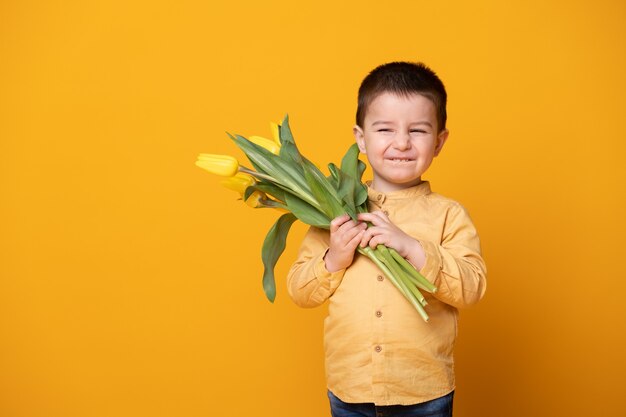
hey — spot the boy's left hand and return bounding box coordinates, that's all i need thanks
[357,211,421,260]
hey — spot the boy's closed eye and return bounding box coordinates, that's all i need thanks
[376,129,428,134]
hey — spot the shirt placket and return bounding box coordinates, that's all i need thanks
[370,192,388,402]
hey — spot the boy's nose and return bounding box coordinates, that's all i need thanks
[393,133,411,149]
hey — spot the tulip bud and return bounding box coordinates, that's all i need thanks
[270,121,281,146]
[245,190,267,208]
[220,173,256,196]
[196,154,239,177]
[248,135,280,155]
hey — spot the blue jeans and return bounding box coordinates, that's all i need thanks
[327,390,454,417]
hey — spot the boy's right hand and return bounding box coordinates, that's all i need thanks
[324,214,367,273]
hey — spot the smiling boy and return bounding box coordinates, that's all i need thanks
[287,62,487,417]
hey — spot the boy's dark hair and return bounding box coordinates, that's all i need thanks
[356,61,447,132]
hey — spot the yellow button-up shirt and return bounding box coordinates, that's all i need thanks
[286,180,487,405]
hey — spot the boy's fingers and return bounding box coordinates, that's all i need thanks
[357,211,388,224]
[336,222,366,245]
[329,214,351,232]
[371,210,389,221]
[346,218,367,230]
[357,213,371,220]
[356,213,376,225]
[343,222,367,241]
[369,235,387,249]
[359,226,379,247]
[336,217,366,235]
[347,229,366,250]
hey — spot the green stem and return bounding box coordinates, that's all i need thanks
[276,182,326,212]
[389,249,437,293]
[355,203,433,293]
[358,246,429,322]
[376,245,428,308]
[402,272,432,295]
[239,166,325,214]
[259,199,289,210]
[239,166,277,183]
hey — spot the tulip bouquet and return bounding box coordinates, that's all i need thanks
[196,115,437,321]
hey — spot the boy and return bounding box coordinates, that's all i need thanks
[286,61,487,417]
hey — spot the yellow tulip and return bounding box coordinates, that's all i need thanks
[270,121,281,146]
[196,154,239,177]
[248,135,280,155]
[245,190,267,208]
[220,173,256,196]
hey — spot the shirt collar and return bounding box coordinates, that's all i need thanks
[366,180,432,204]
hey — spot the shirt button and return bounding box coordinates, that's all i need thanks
[376,194,382,201]
[375,345,382,353]
[375,310,382,318]
[383,210,389,216]
[377,275,384,282]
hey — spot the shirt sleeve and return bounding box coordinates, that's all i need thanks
[417,203,487,309]
[286,226,347,308]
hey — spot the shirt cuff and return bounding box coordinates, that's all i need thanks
[417,239,443,285]
[312,249,346,289]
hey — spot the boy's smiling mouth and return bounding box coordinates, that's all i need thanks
[386,157,415,163]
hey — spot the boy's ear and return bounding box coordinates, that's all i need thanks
[434,129,449,156]
[353,125,366,153]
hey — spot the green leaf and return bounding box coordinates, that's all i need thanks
[261,213,298,302]
[226,132,266,173]
[301,159,348,220]
[327,163,341,191]
[284,192,330,228]
[243,185,256,201]
[356,160,368,211]
[230,134,311,199]
[279,141,305,177]
[244,182,286,203]
[338,143,368,211]
[340,143,361,179]
[276,116,304,174]
[276,125,308,189]
[331,160,360,218]
[339,143,367,182]
[354,179,368,207]
[335,169,355,202]
[279,114,295,145]
[357,159,367,181]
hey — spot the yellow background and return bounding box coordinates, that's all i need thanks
[1,1,625,416]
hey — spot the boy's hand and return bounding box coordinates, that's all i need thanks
[357,211,426,269]
[324,214,367,273]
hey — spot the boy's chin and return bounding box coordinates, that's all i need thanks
[385,172,423,183]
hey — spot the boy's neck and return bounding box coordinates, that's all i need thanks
[370,177,424,194]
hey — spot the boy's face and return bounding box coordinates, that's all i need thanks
[354,92,449,193]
